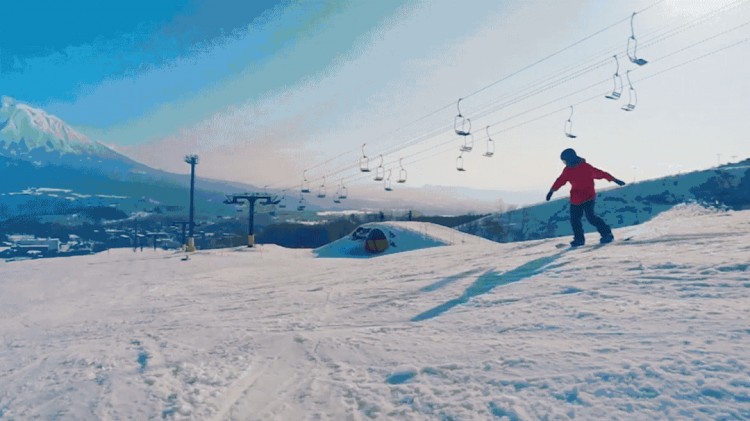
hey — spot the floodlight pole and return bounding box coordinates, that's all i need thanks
[184,154,199,251]
[224,193,279,247]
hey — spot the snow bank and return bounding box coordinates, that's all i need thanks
[314,221,489,258]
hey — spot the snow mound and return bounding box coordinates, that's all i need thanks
[619,202,732,240]
[314,221,488,258]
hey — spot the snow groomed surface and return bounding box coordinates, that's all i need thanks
[1,205,750,419]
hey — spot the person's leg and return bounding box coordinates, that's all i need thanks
[570,203,585,245]
[583,200,613,239]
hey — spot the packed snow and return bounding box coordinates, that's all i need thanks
[1,204,750,420]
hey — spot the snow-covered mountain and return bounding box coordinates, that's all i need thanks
[0,96,123,162]
[1,205,749,419]
[0,97,270,221]
[459,161,750,243]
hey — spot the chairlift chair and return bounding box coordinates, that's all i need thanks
[297,195,306,211]
[278,194,287,208]
[456,153,466,172]
[483,126,495,157]
[337,180,348,199]
[397,158,407,183]
[384,169,393,191]
[626,12,648,66]
[564,106,577,138]
[605,55,623,100]
[459,132,474,152]
[301,170,311,193]
[454,98,472,136]
[359,143,371,172]
[317,176,327,198]
[622,70,637,111]
[374,155,385,181]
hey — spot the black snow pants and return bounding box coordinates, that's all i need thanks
[570,199,612,243]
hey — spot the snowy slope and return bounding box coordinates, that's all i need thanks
[459,162,750,243]
[1,205,750,420]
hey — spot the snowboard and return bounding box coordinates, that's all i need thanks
[555,236,633,250]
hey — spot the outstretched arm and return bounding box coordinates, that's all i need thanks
[547,170,568,201]
[590,165,626,185]
[590,165,616,182]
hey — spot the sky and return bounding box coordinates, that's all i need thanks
[1,0,749,207]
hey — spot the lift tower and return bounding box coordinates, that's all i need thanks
[224,193,279,247]
[184,154,199,252]
[171,221,190,249]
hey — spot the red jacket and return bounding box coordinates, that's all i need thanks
[551,160,615,205]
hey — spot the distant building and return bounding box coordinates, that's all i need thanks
[9,237,61,257]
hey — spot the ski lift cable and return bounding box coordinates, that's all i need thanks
[480,34,750,164]
[470,18,750,143]
[279,1,710,194]
[340,32,750,189]
[295,9,743,195]
[464,1,749,126]
[305,101,456,174]
[464,13,750,148]
[345,46,735,186]
[372,5,688,160]
[299,121,455,187]
[320,24,750,193]
[456,39,745,149]
[639,0,749,50]
[636,34,750,88]
[304,149,356,173]
[327,3,746,183]
[277,0,736,193]
[275,2,669,191]
[458,0,666,101]
[641,16,750,64]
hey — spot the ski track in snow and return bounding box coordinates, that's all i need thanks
[1,206,750,420]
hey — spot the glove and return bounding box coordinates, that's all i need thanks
[614,179,626,186]
[545,190,553,201]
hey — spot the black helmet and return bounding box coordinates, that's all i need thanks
[560,148,582,166]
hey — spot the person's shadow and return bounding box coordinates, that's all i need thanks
[412,251,568,322]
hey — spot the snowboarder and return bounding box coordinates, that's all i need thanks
[546,148,626,247]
